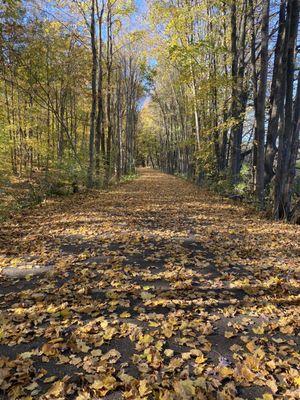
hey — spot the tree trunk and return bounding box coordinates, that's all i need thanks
[264,0,286,187]
[230,0,248,184]
[87,0,97,188]
[255,0,269,207]
[274,0,300,219]
[104,0,113,188]
[95,0,105,182]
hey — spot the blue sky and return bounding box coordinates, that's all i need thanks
[135,0,147,13]
[130,0,148,31]
[32,0,150,37]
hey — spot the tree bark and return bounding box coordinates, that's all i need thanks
[264,0,286,187]
[255,0,270,207]
[87,0,97,188]
[274,0,300,219]
[104,0,113,187]
[95,0,105,182]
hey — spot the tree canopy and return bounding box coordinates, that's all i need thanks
[0,0,299,220]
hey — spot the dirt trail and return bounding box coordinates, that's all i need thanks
[0,169,299,399]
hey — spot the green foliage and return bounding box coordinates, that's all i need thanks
[234,164,251,196]
[208,171,233,195]
[120,173,139,183]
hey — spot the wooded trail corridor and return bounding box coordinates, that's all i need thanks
[0,169,299,399]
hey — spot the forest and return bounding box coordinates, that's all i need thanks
[0,1,300,400]
[0,0,299,221]
[1,0,145,212]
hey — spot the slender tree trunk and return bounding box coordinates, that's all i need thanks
[87,0,97,188]
[230,0,248,184]
[255,0,270,207]
[250,0,258,187]
[116,67,123,180]
[230,0,240,184]
[104,0,113,187]
[95,0,104,182]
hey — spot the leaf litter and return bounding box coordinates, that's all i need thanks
[0,169,299,399]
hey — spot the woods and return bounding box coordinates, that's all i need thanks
[1,2,300,399]
[0,0,299,219]
[138,0,300,222]
[0,0,143,207]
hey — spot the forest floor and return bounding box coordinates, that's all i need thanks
[0,168,299,400]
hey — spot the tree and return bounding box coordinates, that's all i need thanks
[255,0,270,207]
[274,0,300,219]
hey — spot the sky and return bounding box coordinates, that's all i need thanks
[131,0,148,29]
[28,0,151,44]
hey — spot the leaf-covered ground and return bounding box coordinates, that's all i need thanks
[0,169,299,400]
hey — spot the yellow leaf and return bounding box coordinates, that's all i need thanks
[91,349,102,357]
[162,325,173,338]
[76,392,90,400]
[294,376,300,387]
[139,379,151,396]
[266,379,278,394]
[255,348,265,359]
[224,331,235,338]
[173,379,195,398]
[102,349,121,362]
[164,349,174,357]
[253,326,264,335]
[195,354,206,364]
[41,343,58,356]
[44,376,57,383]
[266,360,276,370]
[262,394,273,400]
[103,326,117,340]
[280,325,294,334]
[76,340,90,353]
[139,334,153,345]
[92,376,116,391]
[246,341,256,353]
[46,381,64,397]
[219,366,234,378]
[190,349,202,357]
[234,364,256,383]
[20,352,33,359]
[60,309,70,318]
[120,312,131,318]
[100,320,109,329]
[26,382,38,391]
[70,357,81,365]
[102,375,117,390]
[230,344,242,352]
[91,380,103,390]
[182,352,191,360]
[149,321,160,327]
[119,372,134,384]
[155,340,164,350]
[168,357,184,370]
[141,291,154,300]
